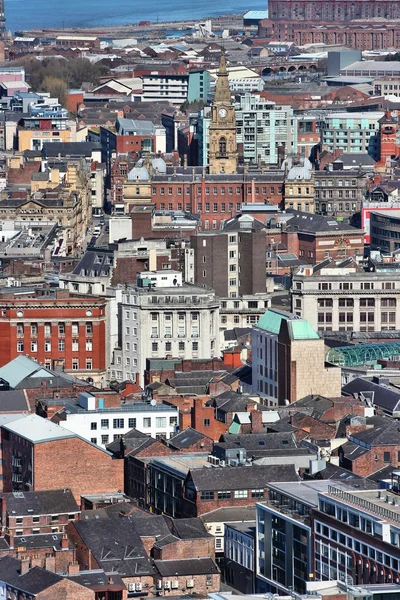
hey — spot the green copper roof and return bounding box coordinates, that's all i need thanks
[288,320,319,340]
[256,309,289,334]
[256,309,319,340]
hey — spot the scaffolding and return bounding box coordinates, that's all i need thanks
[326,342,400,367]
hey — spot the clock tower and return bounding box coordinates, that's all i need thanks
[208,51,237,175]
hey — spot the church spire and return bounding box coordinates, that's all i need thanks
[214,50,231,104]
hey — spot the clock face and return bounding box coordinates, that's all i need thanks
[218,108,227,118]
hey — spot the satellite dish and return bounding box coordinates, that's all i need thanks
[150,399,157,406]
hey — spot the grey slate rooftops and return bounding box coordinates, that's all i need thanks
[0,556,63,594]
[0,390,29,412]
[283,209,360,234]
[188,463,299,491]
[1,489,79,517]
[72,518,154,577]
[168,427,211,450]
[342,377,400,415]
[218,432,298,451]
[42,142,101,158]
[154,558,219,577]
[13,532,74,550]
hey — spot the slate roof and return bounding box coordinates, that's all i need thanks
[1,489,79,516]
[342,378,400,414]
[349,420,400,447]
[340,441,369,461]
[307,463,377,489]
[284,209,360,234]
[0,390,29,412]
[168,427,211,450]
[72,518,154,577]
[154,558,219,577]
[0,556,63,594]
[42,142,101,158]
[217,432,298,456]
[188,464,299,491]
[14,532,74,550]
[207,391,268,416]
[72,247,114,278]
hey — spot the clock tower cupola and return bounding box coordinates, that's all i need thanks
[209,51,237,175]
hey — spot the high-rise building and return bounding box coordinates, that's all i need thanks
[235,94,297,165]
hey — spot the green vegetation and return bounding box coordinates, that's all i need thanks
[10,57,108,105]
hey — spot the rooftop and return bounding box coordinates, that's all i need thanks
[1,414,75,444]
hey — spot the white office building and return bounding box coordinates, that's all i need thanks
[110,271,220,387]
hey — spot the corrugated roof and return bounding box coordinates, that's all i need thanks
[0,356,53,388]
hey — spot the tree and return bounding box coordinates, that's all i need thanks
[41,76,68,106]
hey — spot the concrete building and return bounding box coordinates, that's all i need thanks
[370,210,400,252]
[252,308,341,406]
[110,271,220,387]
[56,391,179,446]
[291,259,400,333]
[313,486,400,585]
[224,521,256,593]
[141,73,189,105]
[188,70,210,104]
[314,169,367,220]
[319,112,383,160]
[235,94,297,165]
[256,480,353,595]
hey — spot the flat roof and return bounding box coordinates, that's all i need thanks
[259,480,355,507]
[1,414,75,444]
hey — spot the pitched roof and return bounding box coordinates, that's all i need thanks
[1,414,75,444]
[0,390,29,412]
[168,427,211,450]
[72,518,154,577]
[200,505,256,523]
[342,378,400,414]
[188,464,299,491]
[0,556,64,594]
[1,489,79,516]
[256,308,319,340]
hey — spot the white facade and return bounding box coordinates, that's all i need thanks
[110,274,220,387]
[292,264,400,333]
[141,74,189,105]
[60,403,179,447]
[235,94,298,165]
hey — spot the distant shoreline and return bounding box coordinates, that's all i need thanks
[14,13,245,39]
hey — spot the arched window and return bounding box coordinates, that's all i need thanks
[219,137,227,156]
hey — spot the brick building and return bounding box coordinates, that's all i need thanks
[0,555,96,600]
[66,512,220,596]
[0,414,124,503]
[339,418,400,477]
[0,289,107,384]
[0,489,79,545]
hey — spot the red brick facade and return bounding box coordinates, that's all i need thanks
[0,290,106,379]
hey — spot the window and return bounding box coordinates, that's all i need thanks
[152,342,158,352]
[218,491,231,499]
[90,422,97,431]
[86,322,93,335]
[44,322,52,337]
[251,489,264,498]
[31,340,37,352]
[101,435,109,444]
[156,417,166,428]
[143,417,151,428]
[192,341,198,351]
[170,416,177,425]
[91,438,97,444]
[113,419,124,429]
[86,358,92,370]
[17,341,24,352]
[384,452,391,463]
[179,341,185,351]
[204,418,210,427]
[219,137,227,156]
[31,323,38,337]
[72,339,79,352]
[200,491,214,500]
[234,490,248,499]
[128,418,136,429]
[71,322,79,336]
[101,419,109,429]
[58,339,65,352]
[58,323,65,335]
[86,339,93,351]
[45,340,51,352]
